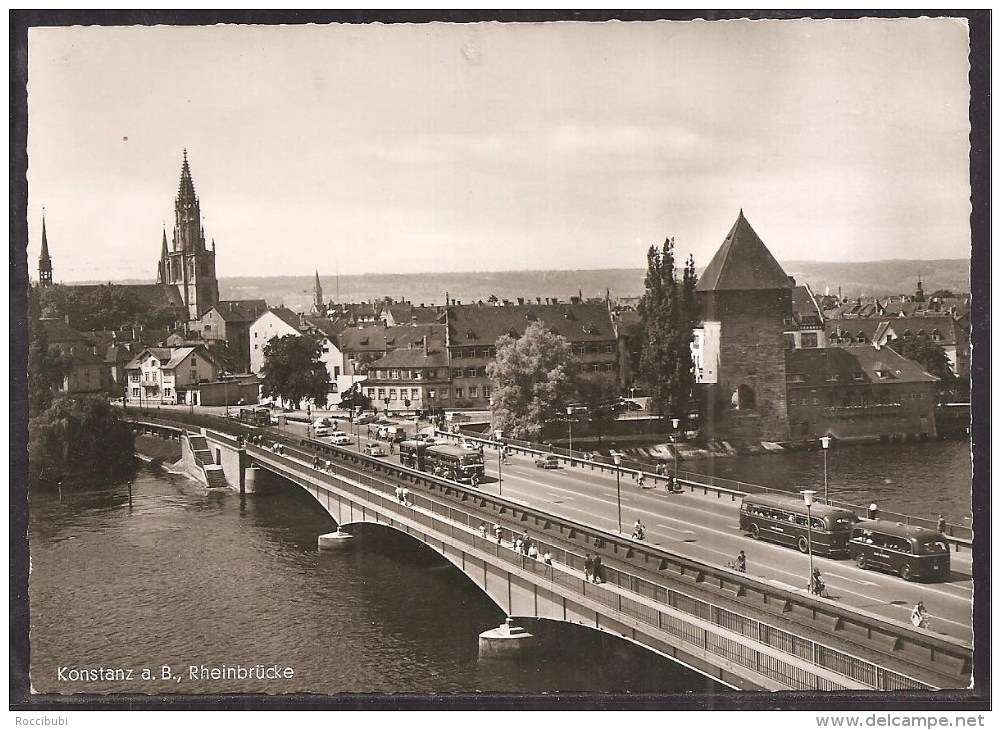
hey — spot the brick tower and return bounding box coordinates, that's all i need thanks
[695,211,793,443]
[157,150,219,321]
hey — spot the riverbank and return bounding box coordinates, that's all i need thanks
[134,434,182,469]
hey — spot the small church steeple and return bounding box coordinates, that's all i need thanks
[915,274,925,303]
[38,209,53,287]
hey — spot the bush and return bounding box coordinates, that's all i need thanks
[28,395,136,488]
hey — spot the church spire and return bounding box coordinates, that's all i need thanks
[39,209,53,287]
[177,147,198,211]
[313,270,323,309]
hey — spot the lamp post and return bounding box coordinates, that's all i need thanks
[671,417,681,478]
[819,436,831,504]
[495,428,504,496]
[613,452,623,533]
[383,396,391,417]
[429,390,436,430]
[566,406,574,462]
[802,489,817,593]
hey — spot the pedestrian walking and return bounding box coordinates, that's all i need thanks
[528,543,539,560]
[401,487,411,506]
[395,485,404,504]
[637,473,646,489]
[543,551,553,566]
[584,553,594,582]
[868,503,879,520]
[479,523,488,539]
[910,601,930,629]
[494,524,503,545]
[514,537,523,554]
[592,554,603,584]
[937,515,947,534]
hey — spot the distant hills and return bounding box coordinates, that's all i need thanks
[216,260,971,313]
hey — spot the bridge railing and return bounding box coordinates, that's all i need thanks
[445,428,973,547]
[243,437,970,691]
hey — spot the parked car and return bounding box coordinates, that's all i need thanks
[364,443,388,457]
[459,440,481,450]
[330,431,352,445]
[534,455,560,469]
[352,413,377,425]
[313,418,337,436]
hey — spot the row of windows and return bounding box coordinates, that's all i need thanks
[789,391,926,408]
[365,385,498,402]
[581,363,615,373]
[453,367,487,379]
[455,385,491,399]
[452,347,495,359]
[371,368,440,380]
[744,506,825,530]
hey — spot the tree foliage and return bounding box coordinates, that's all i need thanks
[487,321,577,441]
[636,238,699,418]
[40,283,180,332]
[887,337,966,399]
[574,371,620,433]
[260,334,330,410]
[28,395,135,487]
[28,322,70,417]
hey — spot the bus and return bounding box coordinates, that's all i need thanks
[848,520,951,582]
[398,441,484,483]
[739,494,858,558]
[238,407,271,426]
[398,440,428,470]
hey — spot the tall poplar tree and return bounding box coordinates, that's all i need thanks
[637,238,699,419]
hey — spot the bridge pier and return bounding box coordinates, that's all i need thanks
[318,530,355,551]
[478,618,536,659]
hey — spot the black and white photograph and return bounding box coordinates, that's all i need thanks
[11,11,989,714]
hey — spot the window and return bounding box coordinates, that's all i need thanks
[731,384,756,410]
[428,369,437,379]
[469,386,478,398]
[591,363,600,372]
[480,348,490,357]
[334,366,341,377]
[367,388,375,398]
[390,370,399,379]
[856,333,866,343]
[826,373,841,382]
[131,388,140,397]
[604,363,614,372]
[466,368,476,378]
[130,373,139,382]
[164,388,172,397]
[389,389,397,399]
[453,349,462,359]
[378,388,385,399]
[453,368,462,378]
[455,387,463,399]
[801,332,818,348]
[812,397,819,405]
[784,333,796,350]
[190,370,198,382]
[483,385,492,397]
[801,398,808,405]
[605,344,614,354]
[931,330,942,341]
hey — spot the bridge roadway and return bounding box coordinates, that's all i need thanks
[133,416,974,691]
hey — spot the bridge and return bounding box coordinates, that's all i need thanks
[132,414,974,692]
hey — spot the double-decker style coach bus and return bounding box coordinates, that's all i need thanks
[848,520,951,581]
[739,494,858,558]
[398,441,484,483]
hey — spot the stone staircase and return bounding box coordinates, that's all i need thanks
[186,433,228,489]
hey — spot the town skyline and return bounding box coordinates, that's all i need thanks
[27,19,972,281]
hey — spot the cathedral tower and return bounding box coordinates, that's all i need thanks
[38,211,53,287]
[157,150,219,321]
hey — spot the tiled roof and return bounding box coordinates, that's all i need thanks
[368,346,449,369]
[791,286,825,327]
[258,306,301,331]
[124,347,172,370]
[338,324,445,353]
[827,314,961,346]
[446,303,615,346]
[39,318,91,345]
[786,346,937,386]
[210,299,269,322]
[696,211,792,292]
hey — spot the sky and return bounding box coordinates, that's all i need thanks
[25,18,973,282]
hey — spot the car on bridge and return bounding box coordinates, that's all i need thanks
[364,443,388,457]
[534,454,560,469]
[459,441,481,450]
[313,418,337,436]
[352,413,377,425]
[330,432,352,445]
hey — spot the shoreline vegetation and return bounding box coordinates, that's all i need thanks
[27,395,136,490]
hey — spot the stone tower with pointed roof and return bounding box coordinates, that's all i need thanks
[38,211,53,287]
[157,150,219,321]
[311,270,325,315]
[694,211,794,442]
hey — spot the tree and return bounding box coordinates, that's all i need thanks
[28,322,70,417]
[39,283,180,331]
[574,371,619,439]
[487,320,577,441]
[28,395,135,487]
[260,334,330,410]
[636,239,699,419]
[887,337,966,400]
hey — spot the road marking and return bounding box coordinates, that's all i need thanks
[656,523,696,535]
[831,574,881,587]
[768,580,802,591]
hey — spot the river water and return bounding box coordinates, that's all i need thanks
[27,465,723,697]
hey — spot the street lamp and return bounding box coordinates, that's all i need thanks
[566,406,574,462]
[671,417,681,478]
[383,396,391,417]
[613,452,623,533]
[819,436,831,503]
[494,428,504,496]
[802,489,817,594]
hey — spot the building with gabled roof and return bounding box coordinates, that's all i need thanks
[124,345,224,406]
[444,301,618,409]
[361,334,451,415]
[785,345,938,440]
